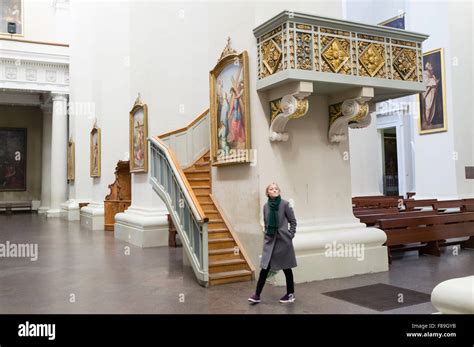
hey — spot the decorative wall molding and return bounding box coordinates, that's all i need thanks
[0,40,69,94]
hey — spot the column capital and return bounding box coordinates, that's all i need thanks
[51,93,68,102]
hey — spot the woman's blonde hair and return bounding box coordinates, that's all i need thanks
[265,182,280,197]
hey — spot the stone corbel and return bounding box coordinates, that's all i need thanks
[328,91,373,143]
[268,81,313,142]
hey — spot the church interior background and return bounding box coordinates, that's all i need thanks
[0,0,473,319]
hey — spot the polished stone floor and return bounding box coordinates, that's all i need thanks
[1,213,473,314]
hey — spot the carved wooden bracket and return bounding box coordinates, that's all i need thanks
[328,97,372,143]
[269,93,310,142]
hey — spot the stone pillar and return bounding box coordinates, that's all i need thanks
[38,104,52,214]
[46,93,68,217]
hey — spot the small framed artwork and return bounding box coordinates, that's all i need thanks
[67,139,75,182]
[209,38,251,166]
[418,48,447,135]
[90,126,101,177]
[129,94,148,173]
[0,127,27,191]
[0,0,24,36]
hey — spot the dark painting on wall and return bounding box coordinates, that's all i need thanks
[0,128,27,191]
[378,13,405,30]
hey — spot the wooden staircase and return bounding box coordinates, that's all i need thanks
[183,151,254,286]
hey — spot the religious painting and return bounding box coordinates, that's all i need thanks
[0,128,26,191]
[90,126,101,177]
[67,140,75,182]
[129,95,148,173]
[1,0,23,35]
[210,38,251,166]
[378,13,405,29]
[418,48,447,134]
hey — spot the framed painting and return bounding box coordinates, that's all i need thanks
[0,127,26,191]
[90,126,101,177]
[210,38,251,166]
[1,0,23,36]
[129,94,148,173]
[418,48,447,135]
[67,139,75,182]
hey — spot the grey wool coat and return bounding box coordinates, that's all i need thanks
[260,199,297,271]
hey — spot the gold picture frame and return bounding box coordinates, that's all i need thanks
[90,126,101,177]
[418,48,448,135]
[67,139,75,182]
[129,94,148,173]
[209,38,251,166]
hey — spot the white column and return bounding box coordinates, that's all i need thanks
[47,93,68,217]
[38,104,52,214]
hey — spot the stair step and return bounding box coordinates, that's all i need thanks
[200,202,214,206]
[188,178,210,182]
[209,219,223,223]
[191,185,210,189]
[209,248,236,255]
[209,259,246,267]
[208,237,234,243]
[185,169,210,173]
[208,228,228,233]
[195,193,210,197]
[194,162,210,167]
[209,270,253,285]
[203,209,218,213]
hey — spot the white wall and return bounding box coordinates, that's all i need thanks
[346,0,472,199]
[69,0,130,205]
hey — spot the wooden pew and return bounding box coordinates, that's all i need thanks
[359,210,436,227]
[377,212,474,262]
[354,207,399,216]
[432,199,466,213]
[403,199,437,211]
[0,201,32,214]
[353,198,401,209]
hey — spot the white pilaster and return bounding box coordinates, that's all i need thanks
[47,93,68,217]
[39,104,52,214]
[267,217,388,286]
[60,199,82,221]
[80,201,105,230]
[114,206,169,248]
[431,276,474,314]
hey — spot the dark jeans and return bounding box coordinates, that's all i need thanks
[255,263,294,296]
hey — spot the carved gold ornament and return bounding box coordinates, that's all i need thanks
[270,98,282,122]
[262,39,282,75]
[219,37,237,61]
[322,38,350,73]
[359,43,385,77]
[393,48,417,80]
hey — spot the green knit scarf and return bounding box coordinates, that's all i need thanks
[266,195,281,236]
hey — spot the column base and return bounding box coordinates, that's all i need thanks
[431,276,474,314]
[46,208,61,218]
[60,199,82,221]
[114,206,168,248]
[80,201,104,230]
[38,206,50,214]
[266,217,389,286]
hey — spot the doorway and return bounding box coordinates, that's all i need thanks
[381,127,399,196]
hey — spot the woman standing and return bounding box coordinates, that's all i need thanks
[248,183,297,304]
